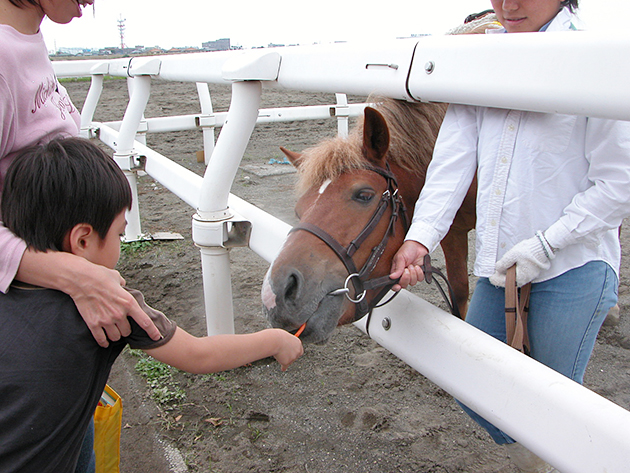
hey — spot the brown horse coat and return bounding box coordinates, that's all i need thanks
[262,97,476,343]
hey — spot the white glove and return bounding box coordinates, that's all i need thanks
[490,231,555,287]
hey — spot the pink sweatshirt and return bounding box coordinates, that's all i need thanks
[0,24,81,292]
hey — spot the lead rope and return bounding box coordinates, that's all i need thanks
[420,254,462,320]
[505,265,531,355]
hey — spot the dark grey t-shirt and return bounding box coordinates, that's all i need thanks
[0,285,176,473]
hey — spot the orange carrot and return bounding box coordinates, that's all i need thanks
[294,323,307,338]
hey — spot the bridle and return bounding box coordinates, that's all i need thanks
[290,163,462,336]
[290,165,405,323]
[290,164,407,334]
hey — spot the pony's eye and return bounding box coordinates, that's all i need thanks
[353,189,375,203]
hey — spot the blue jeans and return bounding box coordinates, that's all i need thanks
[459,261,618,444]
[75,418,96,473]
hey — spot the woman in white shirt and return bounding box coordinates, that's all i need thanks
[390,1,630,471]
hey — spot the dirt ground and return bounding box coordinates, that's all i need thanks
[64,77,630,473]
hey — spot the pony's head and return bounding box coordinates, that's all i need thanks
[262,100,446,343]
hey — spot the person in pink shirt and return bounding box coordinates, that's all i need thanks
[0,3,159,470]
[0,0,161,345]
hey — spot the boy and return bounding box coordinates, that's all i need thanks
[0,137,303,472]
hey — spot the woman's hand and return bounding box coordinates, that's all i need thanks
[389,240,430,291]
[490,232,554,287]
[70,263,163,346]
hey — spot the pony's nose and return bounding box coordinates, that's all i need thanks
[282,268,304,304]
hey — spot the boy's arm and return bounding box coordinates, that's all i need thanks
[144,327,304,373]
[16,249,162,347]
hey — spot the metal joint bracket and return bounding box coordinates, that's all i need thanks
[196,114,217,128]
[330,105,350,117]
[113,152,144,171]
[192,212,252,249]
[135,120,149,134]
[222,51,281,81]
[89,63,109,75]
[127,57,162,77]
[81,125,100,139]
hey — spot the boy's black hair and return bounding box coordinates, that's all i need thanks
[1,137,132,252]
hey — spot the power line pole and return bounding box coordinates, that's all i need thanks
[117,15,126,50]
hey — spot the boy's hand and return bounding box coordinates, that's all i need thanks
[273,329,304,371]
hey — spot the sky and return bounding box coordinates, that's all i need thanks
[41,0,627,52]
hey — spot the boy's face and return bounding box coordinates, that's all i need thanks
[83,211,127,269]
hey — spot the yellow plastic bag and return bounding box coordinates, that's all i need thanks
[93,384,122,473]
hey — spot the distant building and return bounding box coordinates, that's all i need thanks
[139,47,165,55]
[56,47,88,56]
[202,38,230,51]
[100,46,135,56]
[167,46,202,54]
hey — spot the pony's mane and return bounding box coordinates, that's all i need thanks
[295,16,499,195]
[296,97,447,194]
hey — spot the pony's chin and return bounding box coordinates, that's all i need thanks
[299,305,358,344]
[263,296,345,345]
[289,318,338,344]
[299,329,335,345]
[264,313,338,344]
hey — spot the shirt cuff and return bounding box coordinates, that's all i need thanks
[404,221,443,253]
[543,220,574,251]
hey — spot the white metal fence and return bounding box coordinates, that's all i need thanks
[53,31,630,472]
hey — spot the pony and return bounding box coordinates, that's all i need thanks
[260,13,502,343]
[261,96,477,343]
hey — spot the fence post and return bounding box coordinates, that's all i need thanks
[80,73,104,138]
[335,93,350,138]
[113,75,152,241]
[196,82,216,165]
[193,80,263,335]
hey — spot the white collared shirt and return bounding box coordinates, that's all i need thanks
[406,10,630,282]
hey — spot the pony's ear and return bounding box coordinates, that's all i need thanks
[362,107,390,166]
[280,146,303,168]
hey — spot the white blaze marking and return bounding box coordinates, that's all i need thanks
[261,269,277,310]
[319,179,332,195]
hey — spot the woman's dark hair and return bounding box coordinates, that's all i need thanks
[561,0,579,11]
[464,9,495,24]
[1,137,132,252]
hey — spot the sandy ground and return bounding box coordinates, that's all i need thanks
[64,77,630,473]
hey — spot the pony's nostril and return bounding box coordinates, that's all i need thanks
[284,272,300,301]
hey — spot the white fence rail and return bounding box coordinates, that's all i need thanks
[54,31,630,473]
